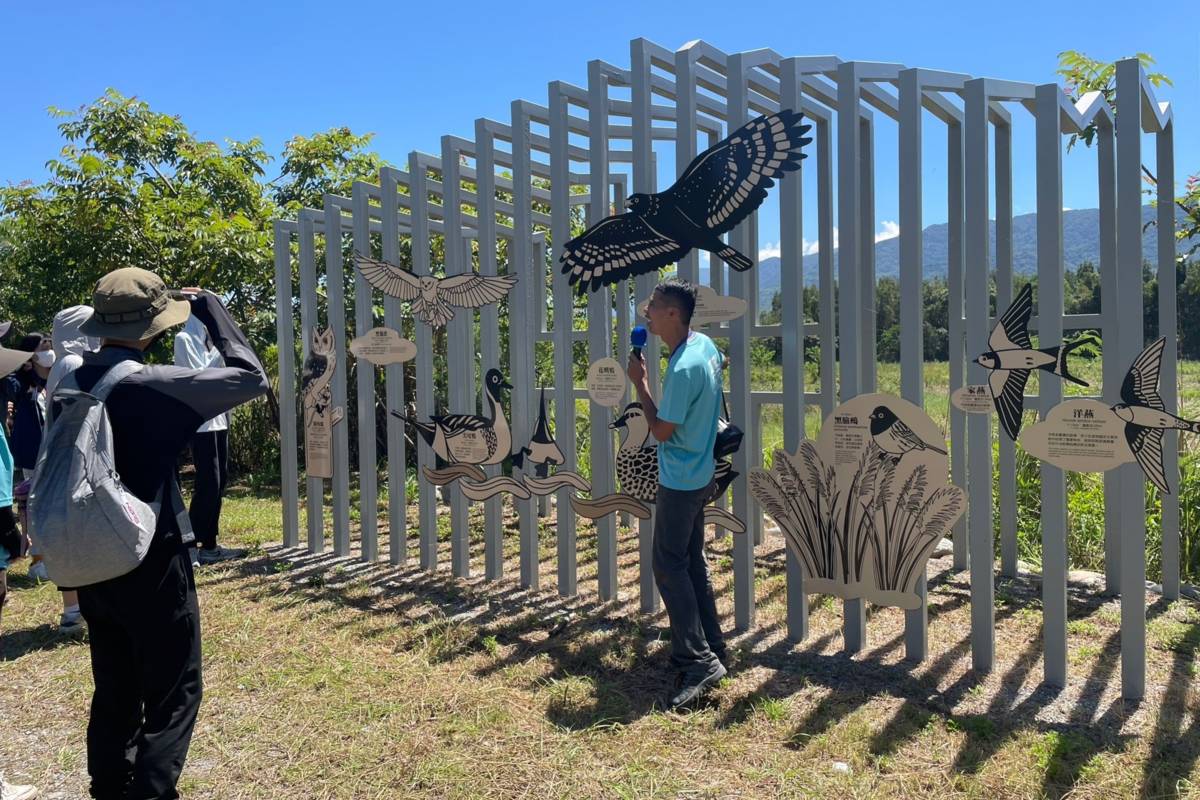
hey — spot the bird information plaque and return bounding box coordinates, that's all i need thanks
[750,392,964,609]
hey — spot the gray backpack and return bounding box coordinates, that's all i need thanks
[28,360,193,587]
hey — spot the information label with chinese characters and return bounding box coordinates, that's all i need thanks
[951,384,995,414]
[587,357,627,407]
[349,327,417,366]
[1019,398,1135,472]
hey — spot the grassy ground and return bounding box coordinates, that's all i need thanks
[2,487,1198,799]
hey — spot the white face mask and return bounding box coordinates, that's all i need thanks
[33,350,56,368]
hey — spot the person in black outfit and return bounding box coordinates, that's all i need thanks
[70,268,268,800]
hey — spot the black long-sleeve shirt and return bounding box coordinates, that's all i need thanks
[70,292,269,542]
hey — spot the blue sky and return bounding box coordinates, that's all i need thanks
[2,0,1197,260]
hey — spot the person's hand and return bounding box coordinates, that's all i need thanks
[627,352,646,385]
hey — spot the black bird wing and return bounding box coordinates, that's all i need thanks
[990,283,1034,351]
[355,255,422,301]
[989,368,1031,441]
[431,413,489,433]
[891,417,945,455]
[438,272,518,308]
[1120,336,1165,409]
[559,213,689,293]
[666,110,810,236]
[1126,424,1169,494]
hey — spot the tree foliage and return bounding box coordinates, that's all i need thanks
[1057,50,1198,265]
[0,90,388,352]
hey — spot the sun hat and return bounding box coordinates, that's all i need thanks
[0,321,11,339]
[79,267,191,340]
[0,346,32,377]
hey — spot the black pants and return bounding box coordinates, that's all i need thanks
[652,481,726,672]
[77,535,203,800]
[189,430,228,550]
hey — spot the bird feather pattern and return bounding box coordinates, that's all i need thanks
[355,255,517,327]
[561,110,811,293]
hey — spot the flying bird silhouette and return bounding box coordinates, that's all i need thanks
[975,282,1100,441]
[355,255,517,327]
[869,405,947,464]
[560,110,811,293]
[1112,337,1199,495]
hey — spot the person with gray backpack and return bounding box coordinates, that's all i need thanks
[30,267,268,800]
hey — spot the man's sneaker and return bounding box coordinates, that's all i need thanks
[58,610,84,635]
[666,660,727,711]
[0,772,39,800]
[196,546,245,566]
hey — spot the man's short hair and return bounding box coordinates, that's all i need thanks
[654,278,697,324]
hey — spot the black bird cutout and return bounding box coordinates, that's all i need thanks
[1112,337,1200,495]
[975,283,1100,441]
[869,406,946,464]
[560,110,812,293]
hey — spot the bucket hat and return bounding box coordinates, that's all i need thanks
[79,267,191,340]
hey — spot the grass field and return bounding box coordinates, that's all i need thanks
[1,480,1198,799]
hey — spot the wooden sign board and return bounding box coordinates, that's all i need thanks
[349,327,416,366]
[750,393,964,610]
[637,284,747,326]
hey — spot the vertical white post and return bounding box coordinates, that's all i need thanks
[947,121,969,572]
[781,59,808,642]
[964,79,994,673]
[1157,120,1180,601]
[1036,83,1068,688]
[837,62,866,651]
[898,68,927,661]
[380,168,409,566]
[274,221,300,549]
[1115,58,1146,700]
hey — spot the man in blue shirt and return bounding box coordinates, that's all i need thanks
[627,278,727,710]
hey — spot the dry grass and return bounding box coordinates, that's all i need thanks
[1,488,1198,799]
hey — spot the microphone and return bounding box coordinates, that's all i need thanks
[631,326,648,359]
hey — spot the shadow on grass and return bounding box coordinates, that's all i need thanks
[217,525,1198,788]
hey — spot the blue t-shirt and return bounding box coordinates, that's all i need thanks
[0,426,14,508]
[657,331,723,491]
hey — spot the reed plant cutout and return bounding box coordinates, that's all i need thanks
[750,393,964,610]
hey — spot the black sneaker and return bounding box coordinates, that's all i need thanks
[666,660,727,710]
[197,546,245,566]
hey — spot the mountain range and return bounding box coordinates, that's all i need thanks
[698,205,1192,311]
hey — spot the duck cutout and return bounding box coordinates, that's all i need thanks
[513,388,567,478]
[1112,337,1199,495]
[609,402,738,504]
[975,283,1100,441]
[393,369,513,466]
[355,255,517,328]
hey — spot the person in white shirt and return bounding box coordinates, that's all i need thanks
[174,314,240,565]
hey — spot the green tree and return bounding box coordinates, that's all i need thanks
[0,91,388,354]
[1058,50,1198,265]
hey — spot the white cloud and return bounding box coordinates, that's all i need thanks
[758,241,781,260]
[875,220,900,242]
[1063,206,1073,211]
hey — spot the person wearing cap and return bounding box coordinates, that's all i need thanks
[174,315,239,566]
[69,267,268,800]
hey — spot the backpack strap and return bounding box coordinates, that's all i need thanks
[91,360,145,402]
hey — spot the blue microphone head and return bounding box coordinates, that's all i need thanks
[631,326,648,349]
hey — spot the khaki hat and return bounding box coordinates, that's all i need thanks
[0,345,32,377]
[79,267,191,341]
